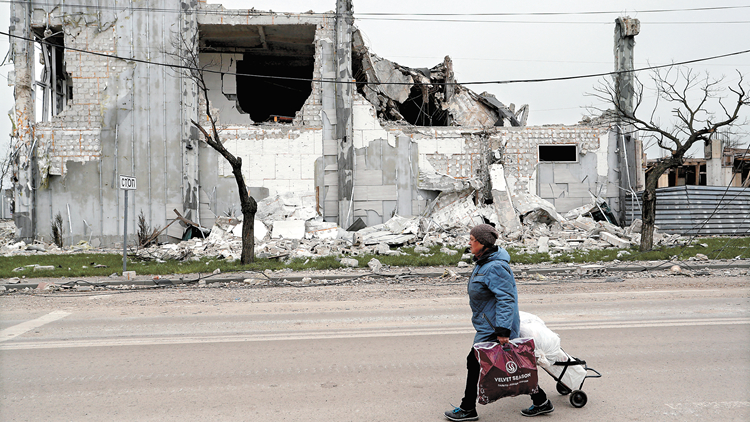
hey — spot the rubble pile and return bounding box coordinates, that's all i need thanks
[129,191,685,263]
[0,192,687,262]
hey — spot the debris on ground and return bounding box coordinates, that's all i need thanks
[0,188,690,263]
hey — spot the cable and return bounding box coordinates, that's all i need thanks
[2,29,749,87]
[3,0,750,18]
[355,17,750,24]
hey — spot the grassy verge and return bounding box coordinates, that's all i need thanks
[0,237,747,279]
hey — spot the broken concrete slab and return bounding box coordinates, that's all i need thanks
[513,192,564,223]
[305,219,338,240]
[600,232,630,249]
[423,190,484,231]
[271,220,306,240]
[537,236,550,254]
[340,258,359,268]
[367,258,383,272]
[418,171,483,192]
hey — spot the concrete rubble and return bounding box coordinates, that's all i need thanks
[0,185,689,265]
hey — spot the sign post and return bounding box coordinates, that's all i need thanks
[119,175,137,273]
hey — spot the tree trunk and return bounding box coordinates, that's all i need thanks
[640,187,656,251]
[230,159,257,264]
[240,204,256,264]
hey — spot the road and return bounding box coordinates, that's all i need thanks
[1,278,749,421]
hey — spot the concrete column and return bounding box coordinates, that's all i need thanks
[614,16,641,224]
[10,1,36,240]
[335,0,354,229]
[705,137,723,186]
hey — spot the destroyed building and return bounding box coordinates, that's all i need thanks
[7,1,644,247]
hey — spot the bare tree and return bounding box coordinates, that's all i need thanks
[591,67,748,250]
[175,31,258,264]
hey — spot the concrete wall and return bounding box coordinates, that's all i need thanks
[10,0,187,246]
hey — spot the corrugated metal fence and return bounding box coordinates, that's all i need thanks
[624,186,750,236]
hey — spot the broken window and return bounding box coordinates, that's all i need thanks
[539,145,578,162]
[198,24,316,124]
[34,27,72,121]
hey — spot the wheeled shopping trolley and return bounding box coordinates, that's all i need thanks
[540,349,601,408]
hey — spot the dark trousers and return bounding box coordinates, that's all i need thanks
[460,348,547,411]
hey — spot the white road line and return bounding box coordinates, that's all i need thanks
[0,317,746,350]
[0,310,71,343]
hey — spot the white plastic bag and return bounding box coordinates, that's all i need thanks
[519,311,565,367]
[519,311,587,390]
[543,351,588,391]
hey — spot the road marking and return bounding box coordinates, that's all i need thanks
[0,316,746,350]
[0,310,71,343]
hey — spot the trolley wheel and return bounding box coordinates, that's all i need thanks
[556,382,572,395]
[570,390,588,408]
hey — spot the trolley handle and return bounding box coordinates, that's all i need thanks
[585,367,602,379]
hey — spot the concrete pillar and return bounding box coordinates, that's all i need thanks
[705,137,723,186]
[614,16,641,224]
[335,0,354,229]
[10,1,36,240]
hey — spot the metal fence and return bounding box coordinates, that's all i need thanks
[623,186,750,236]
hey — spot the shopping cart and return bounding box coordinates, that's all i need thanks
[540,349,601,408]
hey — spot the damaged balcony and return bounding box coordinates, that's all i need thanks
[198,23,317,125]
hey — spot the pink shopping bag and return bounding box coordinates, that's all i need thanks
[474,338,539,405]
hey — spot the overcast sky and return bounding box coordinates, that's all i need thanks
[1,0,749,160]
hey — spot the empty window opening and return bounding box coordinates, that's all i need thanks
[236,53,313,123]
[199,24,316,124]
[33,27,72,121]
[539,145,578,162]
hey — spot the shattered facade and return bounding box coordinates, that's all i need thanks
[8,1,630,248]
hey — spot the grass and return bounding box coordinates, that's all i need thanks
[0,237,747,280]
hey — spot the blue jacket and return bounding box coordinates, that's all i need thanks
[468,246,520,344]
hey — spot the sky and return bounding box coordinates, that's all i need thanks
[1,0,749,160]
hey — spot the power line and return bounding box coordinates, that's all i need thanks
[2,30,749,87]
[3,0,750,18]
[354,5,750,16]
[355,18,750,24]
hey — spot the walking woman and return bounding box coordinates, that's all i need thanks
[445,224,553,420]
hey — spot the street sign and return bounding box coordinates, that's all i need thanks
[118,175,136,273]
[119,175,137,190]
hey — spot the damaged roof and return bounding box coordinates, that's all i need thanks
[352,28,527,128]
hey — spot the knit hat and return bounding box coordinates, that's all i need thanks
[470,224,499,247]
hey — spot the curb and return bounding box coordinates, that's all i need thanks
[4,261,749,290]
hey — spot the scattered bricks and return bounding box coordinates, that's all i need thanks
[600,232,630,249]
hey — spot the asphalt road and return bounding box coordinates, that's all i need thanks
[1,285,748,421]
